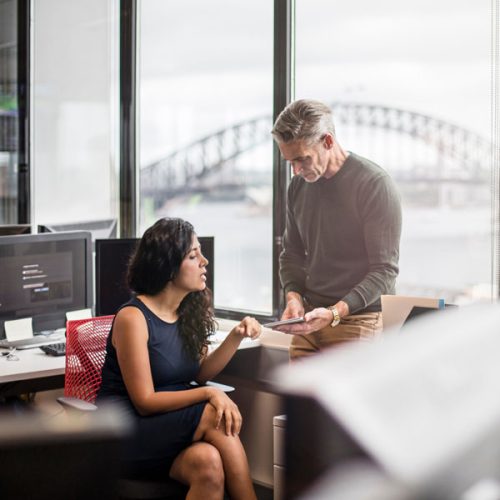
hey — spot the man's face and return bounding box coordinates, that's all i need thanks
[278,138,329,183]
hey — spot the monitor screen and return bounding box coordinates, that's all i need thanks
[0,231,93,338]
[95,238,139,317]
[0,225,31,236]
[95,236,214,316]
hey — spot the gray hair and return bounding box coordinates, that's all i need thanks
[271,99,336,144]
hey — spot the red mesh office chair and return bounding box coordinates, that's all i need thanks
[62,315,114,406]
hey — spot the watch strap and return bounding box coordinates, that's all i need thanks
[327,305,341,328]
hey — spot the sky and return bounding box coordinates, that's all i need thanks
[138,0,492,165]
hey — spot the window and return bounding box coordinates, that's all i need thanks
[8,1,500,318]
[295,0,494,304]
[32,0,119,228]
[139,0,274,314]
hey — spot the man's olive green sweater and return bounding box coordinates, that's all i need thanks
[279,152,402,313]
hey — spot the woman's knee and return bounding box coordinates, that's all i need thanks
[188,443,224,486]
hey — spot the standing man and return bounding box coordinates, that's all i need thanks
[271,99,402,360]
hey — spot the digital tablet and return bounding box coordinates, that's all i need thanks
[263,317,305,328]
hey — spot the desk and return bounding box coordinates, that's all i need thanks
[0,323,273,398]
[0,347,65,398]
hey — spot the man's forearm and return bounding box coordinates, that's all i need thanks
[342,264,398,314]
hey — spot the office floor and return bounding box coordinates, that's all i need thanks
[255,483,273,500]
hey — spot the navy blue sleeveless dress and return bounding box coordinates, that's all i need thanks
[96,297,207,475]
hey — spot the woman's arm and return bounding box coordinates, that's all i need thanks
[196,316,261,384]
[113,307,214,416]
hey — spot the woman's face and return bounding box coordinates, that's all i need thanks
[173,235,209,292]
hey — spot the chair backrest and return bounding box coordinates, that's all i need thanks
[64,315,115,403]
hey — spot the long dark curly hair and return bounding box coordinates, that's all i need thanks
[127,217,216,359]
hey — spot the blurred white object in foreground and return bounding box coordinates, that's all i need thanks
[273,302,500,499]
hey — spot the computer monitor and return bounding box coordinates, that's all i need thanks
[95,236,214,316]
[95,238,138,317]
[38,218,117,242]
[0,224,31,236]
[0,231,93,339]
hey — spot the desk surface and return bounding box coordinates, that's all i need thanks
[0,326,274,393]
[0,347,65,384]
[0,322,290,398]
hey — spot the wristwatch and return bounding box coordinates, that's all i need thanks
[327,305,341,328]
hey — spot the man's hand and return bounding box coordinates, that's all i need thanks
[276,300,349,335]
[275,307,331,334]
[281,292,305,320]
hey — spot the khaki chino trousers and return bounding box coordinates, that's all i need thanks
[289,311,383,361]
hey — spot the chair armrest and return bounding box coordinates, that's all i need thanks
[205,381,235,393]
[57,396,98,412]
[190,380,235,393]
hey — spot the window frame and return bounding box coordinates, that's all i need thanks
[14,0,30,223]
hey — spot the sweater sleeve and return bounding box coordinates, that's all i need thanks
[279,182,307,297]
[341,174,402,313]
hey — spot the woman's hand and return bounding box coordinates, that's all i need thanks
[207,387,242,436]
[197,317,261,384]
[232,316,261,340]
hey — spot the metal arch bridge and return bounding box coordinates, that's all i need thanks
[141,102,492,205]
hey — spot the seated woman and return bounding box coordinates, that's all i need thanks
[96,217,260,499]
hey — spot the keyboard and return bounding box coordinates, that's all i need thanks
[39,342,66,356]
[0,336,61,350]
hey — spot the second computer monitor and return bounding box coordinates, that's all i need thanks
[95,236,214,316]
[38,219,117,243]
